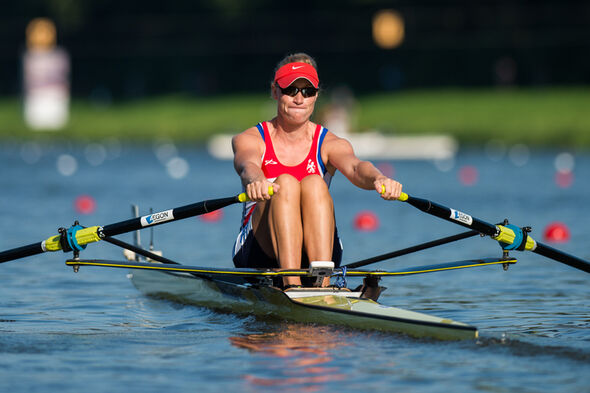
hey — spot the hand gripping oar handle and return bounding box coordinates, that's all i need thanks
[0,188,274,264]
[396,192,590,273]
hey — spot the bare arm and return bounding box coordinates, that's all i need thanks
[232,128,277,201]
[323,135,402,200]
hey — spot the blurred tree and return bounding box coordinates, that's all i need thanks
[46,0,88,31]
[0,0,588,97]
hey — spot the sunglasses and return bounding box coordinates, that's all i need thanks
[278,85,318,98]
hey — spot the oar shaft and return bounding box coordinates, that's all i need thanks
[402,194,499,237]
[0,242,44,263]
[534,242,590,273]
[399,192,590,274]
[101,195,239,237]
[0,193,248,264]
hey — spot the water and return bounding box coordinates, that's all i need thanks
[1,141,589,392]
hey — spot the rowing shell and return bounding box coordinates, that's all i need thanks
[127,268,479,340]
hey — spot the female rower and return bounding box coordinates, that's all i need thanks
[232,53,402,288]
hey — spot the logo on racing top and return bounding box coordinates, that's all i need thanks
[450,209,473,225]
[141,209,174,226]
[306,159,316,174]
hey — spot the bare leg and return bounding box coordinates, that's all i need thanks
[300,175,334,286]
[269,175,304,286]
[252,174,303,287]
[252,174,335,287]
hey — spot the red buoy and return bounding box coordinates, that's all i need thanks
[74,195,96,215]
[354,211,379,232]
[376,162,395,179]
[555,171,574,188]
[458,165,478,186]
[543,222,570,243]
[200,209,223,222]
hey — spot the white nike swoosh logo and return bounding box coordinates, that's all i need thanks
[291,66,304,70]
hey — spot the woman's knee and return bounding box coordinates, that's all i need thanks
[274,174,301,196]
[275,174,299,187]
[301,175,331,200]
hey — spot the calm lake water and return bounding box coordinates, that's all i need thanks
[1,140,589,393]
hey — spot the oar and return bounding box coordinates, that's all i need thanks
[0,190,270,264]
[396,192,590,273]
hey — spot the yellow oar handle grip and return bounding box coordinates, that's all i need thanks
[238,186,274,203]
[380,185,408,201]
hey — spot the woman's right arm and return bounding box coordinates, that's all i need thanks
[232,129,277,201]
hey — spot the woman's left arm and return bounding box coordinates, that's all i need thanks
[323,135,403,200]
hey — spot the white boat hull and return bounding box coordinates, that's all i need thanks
[129,269,478,340]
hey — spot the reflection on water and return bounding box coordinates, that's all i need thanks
[230,324,351,391]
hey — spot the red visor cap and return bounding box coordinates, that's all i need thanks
[274,62,319,89]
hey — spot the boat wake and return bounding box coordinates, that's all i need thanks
[476,333,590,363]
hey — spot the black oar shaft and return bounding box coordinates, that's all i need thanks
[405,196,499,236]
[102,196,239,237]
[0,242,44,263]
[401,193,590,274]
[534,242,590,273]
[0,195,242,264]
[345,230,479,269]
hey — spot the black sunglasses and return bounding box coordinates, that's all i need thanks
[278,85,318,98]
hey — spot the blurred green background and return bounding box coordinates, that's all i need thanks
[1,1,589,147]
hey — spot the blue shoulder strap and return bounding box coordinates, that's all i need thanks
[317,127,328,174]
[256,123,264,141]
